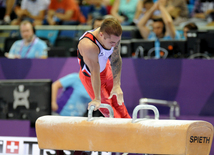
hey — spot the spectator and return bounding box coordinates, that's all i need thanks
[92,16,104,29]
[110,0,142,25]
[192,0,214,25]
[11,0,50,26]
[51,73,92,116]
[137,0,181,40]
[134,0,161,25]
[51,72,103,155]
[5,20,48,59]
[87,0,107,25]
[0,0,16,24]
[206,12,214,26]
[102,0,115,14]
[165,0,189,26]
[143,0,161,18]
[183,22,198,38]
[47,0,86,25]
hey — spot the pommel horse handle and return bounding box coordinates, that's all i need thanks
[132,105,159,123]
[88,104,114,121]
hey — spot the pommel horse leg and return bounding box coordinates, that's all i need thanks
[36,104,214,155]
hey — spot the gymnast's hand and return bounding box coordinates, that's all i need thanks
[88,99,101,111]
[108,85,124,106]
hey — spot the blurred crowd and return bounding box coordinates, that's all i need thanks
[0,0,213,27]
[1,0,214,59]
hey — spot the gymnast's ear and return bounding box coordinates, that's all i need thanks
[99,31,103,36]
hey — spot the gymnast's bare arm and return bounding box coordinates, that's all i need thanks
[108,40,124,105]
[78,38,101,111]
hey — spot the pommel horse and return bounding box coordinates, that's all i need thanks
[36,104,214,155]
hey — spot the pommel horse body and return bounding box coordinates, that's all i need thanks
[36,104,214,155]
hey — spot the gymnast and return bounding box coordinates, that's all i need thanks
[77,17,130,118]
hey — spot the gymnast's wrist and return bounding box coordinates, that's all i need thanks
[93,98,101,103]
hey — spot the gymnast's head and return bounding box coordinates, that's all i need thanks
[98,17,122,49]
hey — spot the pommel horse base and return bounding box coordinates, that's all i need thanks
[36,105,214,155]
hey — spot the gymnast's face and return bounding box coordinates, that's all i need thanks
[100,32,121,49]
[20,23,34,43]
